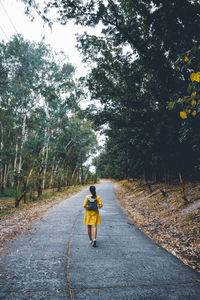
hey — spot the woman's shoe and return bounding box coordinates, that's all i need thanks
[92,239,96,247]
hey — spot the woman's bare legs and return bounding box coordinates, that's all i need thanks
[87,225,92,242]
[93,225,97,240]
[92,225,97,246]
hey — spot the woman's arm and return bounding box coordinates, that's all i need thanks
[96,195,103,208]
[83,196,89,208]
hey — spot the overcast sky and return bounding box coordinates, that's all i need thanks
[0,0,101,77]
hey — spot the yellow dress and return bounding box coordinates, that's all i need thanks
[83,194,103,225]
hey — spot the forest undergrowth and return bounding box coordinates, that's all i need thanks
[0,185,89,256]
[114,179,200,272]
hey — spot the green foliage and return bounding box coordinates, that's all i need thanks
[0,35,98,203]
[21,0,200,181]
[75,0,200,181]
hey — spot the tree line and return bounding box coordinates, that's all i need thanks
[4,0,200,189]
[0,35,97,207]
[32,0,199,183]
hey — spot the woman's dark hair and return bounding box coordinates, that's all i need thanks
[90,186,96,198]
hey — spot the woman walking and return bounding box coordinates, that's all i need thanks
[83,186,103,247]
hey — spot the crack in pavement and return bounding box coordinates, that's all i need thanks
[2,280,199,295]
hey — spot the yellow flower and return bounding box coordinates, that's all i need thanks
[191,91,196,97]
[192,110,197,117]
[180,111,187,119]
[190,72,200,82]
[184,57,189,63]
[196,72,200,82]
[190,73,196,82]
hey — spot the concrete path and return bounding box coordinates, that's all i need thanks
[0,181,200,299]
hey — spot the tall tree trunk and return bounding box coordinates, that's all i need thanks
[85,167,90,184]
[80,156,84,185]
[14,173,20,207]
[71,165,78,185]
[26,168,33,186]
[23,181,27,203]
[50,157,55,187]
[3,163,8,190]
[42,133,50,191]
[1,164,5,193]
[79,141,84,185]
[15,190,26,208]
[53,160,60,189]
[14,143,18,171]
[18,115,26,174]
[23,168,33,202]
[11,143,19,188]
[6,161,12,188]
[0,123,4,192]
[37,166,44,197]
[178,172,188,204]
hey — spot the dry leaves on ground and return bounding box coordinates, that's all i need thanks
[114,180,200,272]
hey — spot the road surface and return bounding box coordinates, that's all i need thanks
[1,181,200,299]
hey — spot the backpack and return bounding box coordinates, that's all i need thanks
[86,197,98,211]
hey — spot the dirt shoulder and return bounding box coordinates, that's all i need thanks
[114,180,200,272]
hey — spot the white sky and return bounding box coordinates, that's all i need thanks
[0,0,102,77]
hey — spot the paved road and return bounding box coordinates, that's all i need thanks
[1,181,200,299]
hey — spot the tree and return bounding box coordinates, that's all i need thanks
[0,35,98,207]
[20,0,200,181]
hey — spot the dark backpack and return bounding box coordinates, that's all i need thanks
[86,197,98,211]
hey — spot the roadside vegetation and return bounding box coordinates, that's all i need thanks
[0,35,98,209]
[114,179,200,272]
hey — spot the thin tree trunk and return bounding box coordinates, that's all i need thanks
[18,115,26,174]
[71,165,78,185]
[23,181,27,203]
[85,167,90,184]
[54,160,60,187]
[0,123,4,192]
[26,168,33,186]
[14,143,18,171]
[22,167,33,202]
[50,157,55,187]
[14,174,20,207]
[3,164,8,189]
[15,191,26,208]
[37,166,44,197]
[179,172,188,203]
[1,164,5,193]
[42,133,50,190]
[160,169,167,197]
[11,142,19,188]
[6,161,12,188]
[80,157,84,185]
